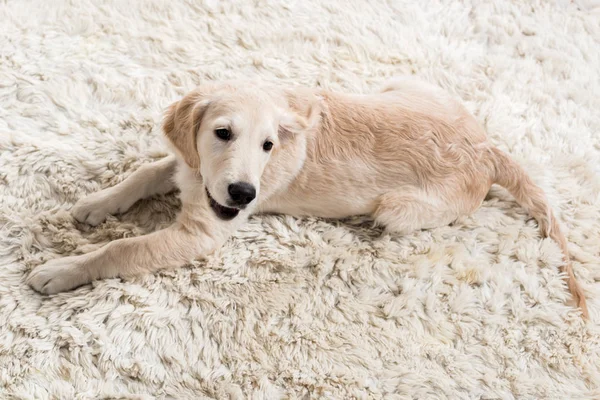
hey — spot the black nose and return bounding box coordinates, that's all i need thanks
[228,182,256,206]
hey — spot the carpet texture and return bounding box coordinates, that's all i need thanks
[1,1,600,398]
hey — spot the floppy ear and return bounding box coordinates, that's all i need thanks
[279,89,322,139]
[163,90,210,169]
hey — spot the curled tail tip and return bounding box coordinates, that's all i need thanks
[567,272,589,320]
[575,295,589,320]
[574,287,590,320]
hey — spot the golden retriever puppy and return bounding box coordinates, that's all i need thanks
[27,78,588,318]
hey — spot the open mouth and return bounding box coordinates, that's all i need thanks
[206,187,240,220]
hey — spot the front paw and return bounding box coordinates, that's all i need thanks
[71,193,115,226]
[27,256,91,294]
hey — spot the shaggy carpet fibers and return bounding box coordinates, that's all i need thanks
[1,1,600,398]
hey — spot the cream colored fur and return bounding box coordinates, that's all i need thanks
[27,79,588,318]
[3,1,600,398]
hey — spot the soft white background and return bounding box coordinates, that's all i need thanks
[1,1,599,398]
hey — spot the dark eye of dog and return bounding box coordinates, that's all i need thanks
[263,140,273,151]
[215,128,231,141]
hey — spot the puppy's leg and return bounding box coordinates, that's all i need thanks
[28,203,240,293]
[373,189,461,234]
[72,155,178,225]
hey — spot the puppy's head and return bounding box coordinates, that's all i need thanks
[163,82,320,220]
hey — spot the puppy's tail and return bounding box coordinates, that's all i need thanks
[487,147,588,319]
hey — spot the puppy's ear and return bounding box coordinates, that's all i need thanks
[163,90,210,169]
[279,89,322,139]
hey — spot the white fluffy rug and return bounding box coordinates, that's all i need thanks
[1,1,600,398]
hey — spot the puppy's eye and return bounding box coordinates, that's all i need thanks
[215,128,231,141]
[263,140,274,151]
